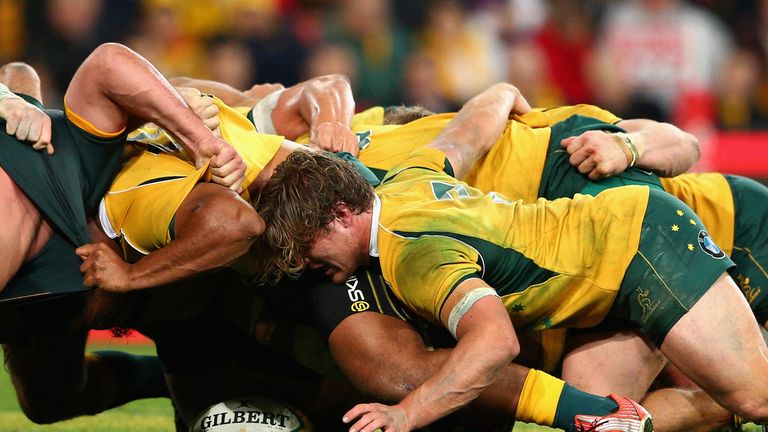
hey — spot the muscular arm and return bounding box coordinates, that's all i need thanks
[617,119,699,177]
[562,118,700,179]
[171,74,357,154]
[170,76,260,107]
[270,74,356,150]
[427,83,531,178]
[344,279,520,431]
[64,43,245,190]
[329,312,527,418]
[78,183,264,291]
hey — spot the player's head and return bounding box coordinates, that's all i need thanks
[256,150,374,283]
[383,105,434,125]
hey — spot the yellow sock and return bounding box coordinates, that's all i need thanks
[515,369,566,426]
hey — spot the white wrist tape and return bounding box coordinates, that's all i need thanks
[0,83,22,103]
[447,287,499,339]
[250,89,285,134]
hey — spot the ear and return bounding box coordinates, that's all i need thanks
[334,202,355,228]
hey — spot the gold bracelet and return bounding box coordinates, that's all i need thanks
[611,132,639,167]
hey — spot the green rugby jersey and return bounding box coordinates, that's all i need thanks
[373,147,648,331]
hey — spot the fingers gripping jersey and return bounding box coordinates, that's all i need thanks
[374,147,647,331]
[350,104,621,200]
[102,99,283,256]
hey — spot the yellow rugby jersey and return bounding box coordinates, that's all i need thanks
[374,147,648,331]
[301,104,624,201]
[660,173,735,255]
[104,98,283,256]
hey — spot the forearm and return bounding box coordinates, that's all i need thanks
[272,74,354,139]
[170,76,256,107]
[127,232,254,289]
[430,83,528,178]
[397,326,514,428]
[64,43,219,161]
[618,119,700,176]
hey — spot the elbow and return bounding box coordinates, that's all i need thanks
[682,130,701,163]
[220,204,265,245]
[497,336,520,364]
[89,42,134,64]
[308,74,353,97]
[80,43,138,81]
[188,186,265,251]
[488,329,520,366]
[316,73,351,87]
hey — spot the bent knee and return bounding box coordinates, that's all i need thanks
[728,393,768,422]
[19,400,72,424]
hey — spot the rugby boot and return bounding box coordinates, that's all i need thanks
[574,394,653,432]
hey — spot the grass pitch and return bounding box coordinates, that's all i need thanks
[0,341,761,432]
[0,342,174,432]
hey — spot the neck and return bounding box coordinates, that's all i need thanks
[356,210,374,266]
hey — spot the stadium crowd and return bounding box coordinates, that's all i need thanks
[1,1,768,432]
[3,0,768,130]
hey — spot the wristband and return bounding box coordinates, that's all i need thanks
[250,88,285,134]
[610,131,639,167]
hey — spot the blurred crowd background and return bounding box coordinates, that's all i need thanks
[0,0,765,135]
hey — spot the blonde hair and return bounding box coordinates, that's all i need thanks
[255,150,374,282]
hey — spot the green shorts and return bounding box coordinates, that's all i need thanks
[0,95,126,247]
[0,95,126,303]
[0,232,87,305]
[725,175,768,324]
[608,188,736,346]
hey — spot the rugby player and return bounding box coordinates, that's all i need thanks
[293,97,767,431]
[67,74,372,426]
[0,43,246,424]
[256,82,768,431]
[125,76,766,430]
[87,79,705,431]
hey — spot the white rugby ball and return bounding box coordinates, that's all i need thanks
[190,396,313,432]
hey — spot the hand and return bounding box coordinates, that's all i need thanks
[195,136,246,193]
[0,97,53,154]
[310,121,359,156]
[509,88,532,117]
[244,83,285,100]
[561,130,631,180]
[176,86,220,131]
[343,403,412,432]
[76,243,134,292]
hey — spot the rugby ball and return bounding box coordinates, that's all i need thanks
[190,396,313,432]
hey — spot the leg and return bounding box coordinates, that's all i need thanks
[660,273,768,421]
[641,388,734,432]
[3,294,167,423]
[561,328,666,400]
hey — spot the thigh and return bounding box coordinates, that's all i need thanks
[725,175,768,325]
[560,327,666,400]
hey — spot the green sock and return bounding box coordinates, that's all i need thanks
[89,350,169,409]
[553,384,619,432]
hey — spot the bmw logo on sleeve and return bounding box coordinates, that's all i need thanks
[698,231,725,259]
